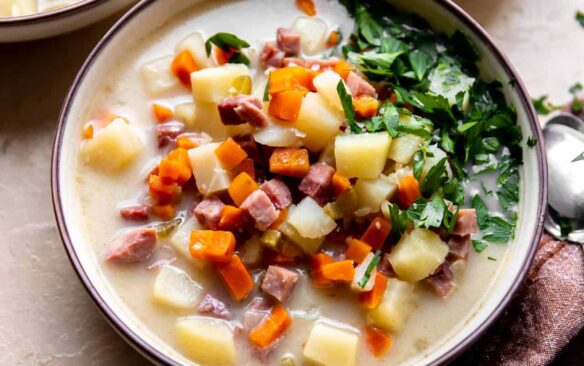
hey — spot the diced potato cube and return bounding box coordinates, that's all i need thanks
[240,236,262,265]
[367,278,418,332]
[354,176,398,213]
[170,217,208,269]
[0,0,35,17]
[335,133,391,179]
[279,205,324,254]
[80,118,142,173]
[176,32,212,69]
[389,228,449,282]
[312,71,348,113]
[191,64,251,103]
[152,266,202,309]
[253,120,304,147]
[175,317,235,365]
[188,102,228,139]
[387,134,423,164]
[295,92,344,152]
[351,252,377,292]
[288,197,337,239]
[303,323,358,366]
[421,144,452,180]
[188,143,232,195]
[293,16,327,56]
[174,102,197,128]
[140,56,181,95]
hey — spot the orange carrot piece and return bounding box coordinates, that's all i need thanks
[397,175,421,209]
[152,103,173,123]
[334,59,352,79]
[190,230,236,263]
[268,88,307,121]
[215,254,254,301]
[150,204,175,220]
[345,239,372,264]
[326,29,340,48]
[269,207,288,230]
[264,249,299,265]
[353,95,379,118]
[321,260,355,282]
[234,158,255,179]
[215,138,248,170]
[218,205,246,231]
[269,148,310,177]
[228,172,259,206]
[358,273,388,309]
[214,47,234,65]
[295,0,316,16]
[166,148,192,185]
[171,50,199,87]
[148,174,176,204]
[249,304,292,348]
[332,172,351,197]
[365,326,393,357]
[158,159,181,184]
[269,66,313,95]
[176,135,199,150]
[82,123,94,139]
[361,216,392,250]
[311,253,335,288]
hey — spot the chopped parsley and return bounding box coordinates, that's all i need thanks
[573,152,584,162]
[487,256,497,261]
[576,11,584,28]
[336,80,360,133]
[471,195,515,250]
[358,250,382,288]
[472,240,488,253]
[532,95,559,115]
[263,73,271,102]
[569,82,583,113]
[205,32,250,64]
[527,136,537,147]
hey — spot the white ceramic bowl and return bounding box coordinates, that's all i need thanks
[52,0,547,364]
[0,0,136,42]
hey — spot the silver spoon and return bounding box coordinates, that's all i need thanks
[542,112,584,244]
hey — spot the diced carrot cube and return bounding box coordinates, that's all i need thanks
[152,103,174,123]
[365,326,393,357]
[269,66,313,95]
[358,273,388,309]
[295,0,316,16]
[311,253,335,288]
[332,172,351,197]
[334,60,352,80]
[190,230,236,262]
[228,172,259,206]
[327,29,340,48]
[353,95,379,118]
[166,148,192,185]
[148,174,176,204]
[321,260,355,282]
[218,205,247,231]
[361,216,392,250]
[82,122,94,139]
[234,158,255,179]
[158,159,181,184]
[171,50,199,87]
[345,239,372,264]
[269,148,310,177]
[397,175,421,209]
[176,135,199,150]
[150,204,175,220]
[215,138,248,170]
[264,249,299,266]
[215,254,254,301]
[249,304,292,348]
[268,87,307,122]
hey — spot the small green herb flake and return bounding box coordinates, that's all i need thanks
[472,240,488,253]
[527,136,537,148]
[413,150,425,179]
[532,95,555,115]
[263,73,271,102]
[205,32,250,64]
[487,256,497,261]
[572,152,584,162]
[576,11,584,28]
[337,80,361,133]
[358,251,382,288]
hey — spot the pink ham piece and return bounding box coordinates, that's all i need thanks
[106,227,157,263]
[299,163,335,205]
[346,71,377,97]
[157,121,185,147]
[240,190,280,231]
[194,197,225,230]
[260,42,286,68]
[276,28,301,56]
[447,235,471,262]
[260,178,292,209]
[261,265,299,302]
[452,209,478,236]
[120,204,149,220]
[198,294,231,319]
[424,263,454,298]
[218,95,268,127]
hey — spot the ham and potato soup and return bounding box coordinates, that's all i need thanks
[75,0,525,365]
[0,0,82,16]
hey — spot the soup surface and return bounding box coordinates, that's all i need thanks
[73,0,525,365]
[0,0,82,17]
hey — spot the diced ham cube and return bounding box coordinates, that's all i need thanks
[261,265,299,302]
[120,204,149,220]
[194,197,225,230]
[198,294,231,319]
[241,190,280,231]
[243,297,272,332]
[157,121,185,147]
[447,235,471,262]
[276,28,301,56]
[452,209,478,236]
[260,42,286,68]
[218,95,268,127]
[106,227,157,263]
[299,163,335,205]
[424,263,454,298]
[261,178,292,209]
[346,71,377,97]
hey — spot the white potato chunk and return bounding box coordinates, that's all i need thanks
[367,278,418,332]
[80,118,142,173]
[140,56,181,95]
[174,102,197,128]
[421,144,452,180]
[191,64,251,103]
[389,228,449,282]
[279,205,324,254]
[335,132,391,179]
[388,134,423,164]
[0,0,36,17]
[188,102,228,139]
[253,120,304,147]
[429,60,475,110]
[188,143,232,195]
[176,32,212,69]
[354,176,398,213]
[175,317,235,365]
[293,16,327,56]
[170,217,208,269]
[295,92,344,152]
[303,323,358,366]
[288,197,337,239]
[312,71,348,112]
[240,236,262,265]
[152,266,202,310]
[351,253,377,292]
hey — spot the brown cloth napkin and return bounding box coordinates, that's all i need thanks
[453,234,584,365]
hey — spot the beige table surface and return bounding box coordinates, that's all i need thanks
[0,1,582,365]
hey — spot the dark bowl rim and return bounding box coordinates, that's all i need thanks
[0,0,109,26]
[51,0,547,365]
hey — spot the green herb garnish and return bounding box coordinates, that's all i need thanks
[358,250,382,288]
[472,240,488,253]
[263,73,271,102]
[205,32,250,65]
[572,152,584,162]
[337,80,361,133]
[576,11,584,28]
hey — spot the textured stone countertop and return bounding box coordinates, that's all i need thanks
[0,1,582,365]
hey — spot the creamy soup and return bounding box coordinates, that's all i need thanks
[0,0,82,17]
[73,0,523,365]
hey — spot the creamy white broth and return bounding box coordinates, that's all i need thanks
[74,0,512,365]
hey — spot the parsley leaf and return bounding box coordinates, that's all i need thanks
[450,30,479,63]
[420,157,448,195]
[417,195,447,228]
[572,152,584,162]
[413,150,425,179]
[531,95,558,115]
[355,4,382,46]
[205,32,250,63]
[471,195,490,230]
[487,256,497,261]
[569,82,584,114]
[527,136,537,147]
[408,50,433,81]
[472,239,488,253]
[483,216,515,243]
[388,203,409,242]
[358,250,382,288]
[577,11,584,28]
[337,80,361,133]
